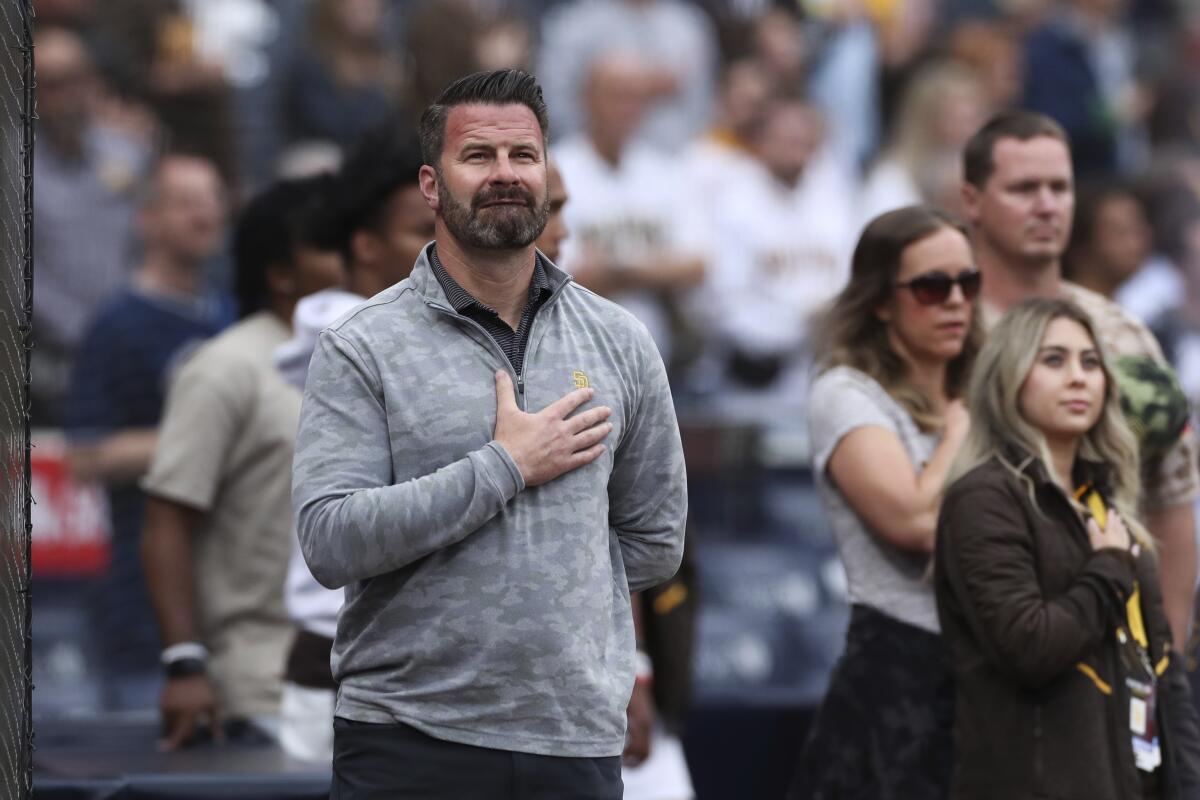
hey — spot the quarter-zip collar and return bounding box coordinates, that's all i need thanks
[409,241,573,313]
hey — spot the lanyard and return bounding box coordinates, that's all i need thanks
[1077,484,1163,771]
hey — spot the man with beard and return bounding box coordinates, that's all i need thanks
[292,70,687,798]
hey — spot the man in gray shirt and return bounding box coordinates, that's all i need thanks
[292,69,687,798]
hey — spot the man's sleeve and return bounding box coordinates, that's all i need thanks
[606,328,687,593]
[1111,303,1199,509]
[292,330,524,590]
[141,352,249,513]
[1143,430,1200,510]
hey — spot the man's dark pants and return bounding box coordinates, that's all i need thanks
[331,718,624,799]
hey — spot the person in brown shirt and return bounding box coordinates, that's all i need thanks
[960,110,1200,650]
[937,297,1200,800]
[141,176,343,750]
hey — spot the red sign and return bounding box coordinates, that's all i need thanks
[30,430,110,576]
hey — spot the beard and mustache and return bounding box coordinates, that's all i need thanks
[436,171,551,250]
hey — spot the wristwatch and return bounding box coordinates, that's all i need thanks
[161,641,208,679]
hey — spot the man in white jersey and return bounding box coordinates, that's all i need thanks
[554,52,709,370]
[696,98,856,419]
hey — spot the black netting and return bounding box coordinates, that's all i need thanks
[0,1,33,796]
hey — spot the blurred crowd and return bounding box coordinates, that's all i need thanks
[26,0,1200,791]
[32,0,1200,427]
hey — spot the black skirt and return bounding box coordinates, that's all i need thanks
[789,604,955,800]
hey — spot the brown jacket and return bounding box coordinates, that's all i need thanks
[936,452,1200,800]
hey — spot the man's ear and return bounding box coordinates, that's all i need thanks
[961,181,981,225]
[419,164,441,211]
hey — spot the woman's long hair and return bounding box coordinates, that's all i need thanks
[947,297,1153,549]
[887,62,986,182]
[813,205,982,431]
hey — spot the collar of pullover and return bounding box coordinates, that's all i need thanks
[409,241,572,311]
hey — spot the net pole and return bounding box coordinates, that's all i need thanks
[19,1,32,797]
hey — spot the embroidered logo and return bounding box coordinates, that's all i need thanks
[572,370,590,389]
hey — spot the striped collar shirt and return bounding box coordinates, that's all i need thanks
[429,245,552,376]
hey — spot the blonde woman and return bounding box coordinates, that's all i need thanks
[859,61,990,223]
[936,298,1200,800]
[790,205,981,798]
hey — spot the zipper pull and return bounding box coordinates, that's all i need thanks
[517,372,525,396]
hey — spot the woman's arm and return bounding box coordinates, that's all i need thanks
[826,400,968,553]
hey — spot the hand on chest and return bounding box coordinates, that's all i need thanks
[381,336,627,481]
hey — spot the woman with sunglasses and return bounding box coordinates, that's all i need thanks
[935,298,1200,800]
[789,205,982,798]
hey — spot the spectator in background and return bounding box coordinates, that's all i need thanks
[539,0,717,150]
[803,0,882,174]
[1149,215,1200,403]
[860,61,990,224]
[689,56,771,162]
[91,0,239,184]
[962,111,1200,650]
[791,205,980,799]
[1022,0,1150,175]
[695,98,854,414]
[683,56,772,222]
[65,153,230,709]
[1113,164,1198,326]
[1146,16,1200,153]
[402,0,483,114]
[536,161,570,264]
[1064,182,1154,300]
[140,176,343,751]
[475,8,535,73]
[284,0,401,150]
[946,19,1023,112]
[749,6,807,92]
[32,26,153,425]
[555,53,708,370]
[273,125,433,764]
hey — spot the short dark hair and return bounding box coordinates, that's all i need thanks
[314,119,425,267]
[233,174,333,317]
[963,110,1070,188]
[418,69,549,168]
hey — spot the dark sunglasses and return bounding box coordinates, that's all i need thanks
[894,269,982,305]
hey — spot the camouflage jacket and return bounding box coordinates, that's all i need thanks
[292,243,687,758]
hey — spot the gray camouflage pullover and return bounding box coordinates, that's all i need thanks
[292,244,687,757]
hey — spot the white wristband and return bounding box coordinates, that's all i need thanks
[161,641,208,665]
[635,650,654,682]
